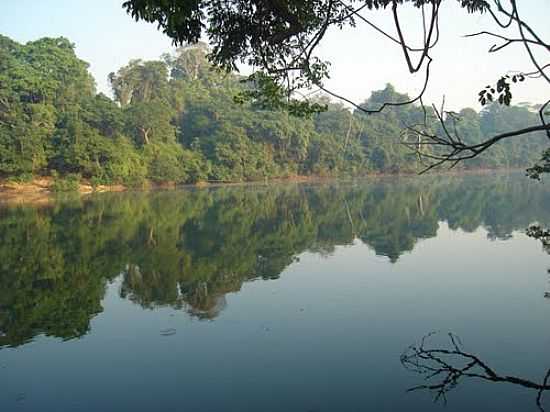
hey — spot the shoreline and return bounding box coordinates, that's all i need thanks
[0,168,526,205]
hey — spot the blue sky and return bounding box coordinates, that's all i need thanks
[1,0,549,110]
[1,0,173,93]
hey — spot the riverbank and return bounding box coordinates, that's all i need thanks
[0,175,325,204]
[0,168,525,205]
[0,177,125,205]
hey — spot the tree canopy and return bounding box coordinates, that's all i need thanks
[0,34,547,186]
[121,0,549,172]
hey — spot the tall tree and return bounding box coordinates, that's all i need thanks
[121,0,549,173]
[0,35,94,176]
[109,59,169,106]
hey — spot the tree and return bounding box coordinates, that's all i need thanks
[163,41,211,82]
[109,59,169,106]
[0,33,545,186]
[122,0,549,173]
[124,99,176,146]
[0,35,95,176]
[81,93,125,138]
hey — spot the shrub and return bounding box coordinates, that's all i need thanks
[51,172,81,192]
[6,173,34,184]
[144,143,187,183]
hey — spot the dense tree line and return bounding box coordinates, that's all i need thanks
[0,35,548,186]
[121,0,550,171]
[1,173,549,347]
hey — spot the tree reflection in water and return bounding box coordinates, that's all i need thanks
[0,173,549,348]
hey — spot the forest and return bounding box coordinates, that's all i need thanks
[1,35,549,187]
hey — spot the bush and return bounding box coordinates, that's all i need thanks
[103,138,148,187]
[51,172,81,192]
[180,150,209,183]
[6,173,34,184]
[144,143,187,183]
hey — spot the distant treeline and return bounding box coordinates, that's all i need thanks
[0,35,548,185]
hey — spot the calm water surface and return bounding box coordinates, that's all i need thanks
[1,173,549,411]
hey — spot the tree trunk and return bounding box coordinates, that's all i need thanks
[140,127,151,145]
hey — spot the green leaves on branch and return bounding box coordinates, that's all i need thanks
[121,0,490,116]
[234,72,327,117]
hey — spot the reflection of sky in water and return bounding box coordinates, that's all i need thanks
[0,174,550,412]
[2,218,549,412]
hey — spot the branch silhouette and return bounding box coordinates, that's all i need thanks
[402,332,550,411]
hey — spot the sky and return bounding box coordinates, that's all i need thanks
[1,0,549,111]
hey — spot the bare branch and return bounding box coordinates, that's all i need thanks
[403,332,550,411]
[511,0,550,84]
[464,31,550,54]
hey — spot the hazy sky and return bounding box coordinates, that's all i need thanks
[1,0,549,110]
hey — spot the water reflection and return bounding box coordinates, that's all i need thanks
[403,332,550,411]
[0,173,549,348]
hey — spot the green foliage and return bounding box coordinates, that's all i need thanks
[121,0,489,113]
[235,72,327,117]
[179,149,209,183]
[51,171,81,192]
[95,137,148,187]
[0,34,93,177]
[124,99,176,146]
[109,59,169,106]
[0,34,547,186]
[163,42,212,82]
[143,143,187,183]
[6,172,34,183]
[81,93,125,137]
